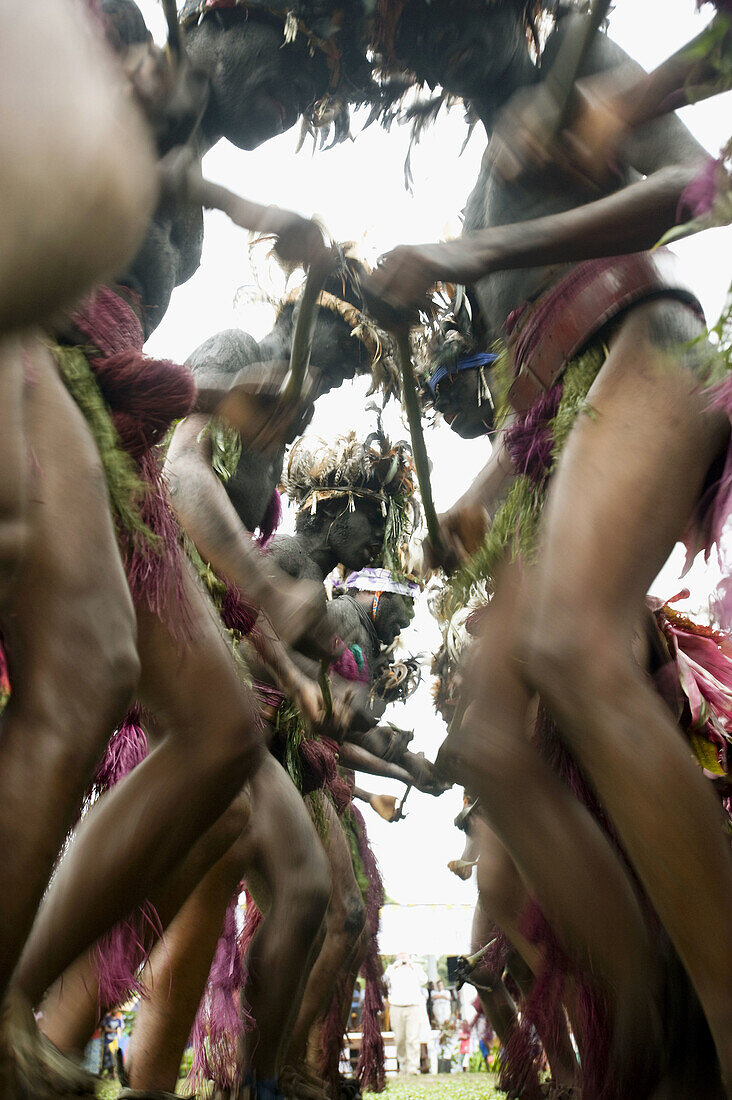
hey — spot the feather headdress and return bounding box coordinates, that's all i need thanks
[285,410,420,571]
[179,0,377,140]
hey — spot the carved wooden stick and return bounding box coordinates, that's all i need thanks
[395,326,444,560]
[282,256,334,404]
[544,0,613,135]
[160,0,183,61]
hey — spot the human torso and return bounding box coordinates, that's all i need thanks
[464,21,655,341]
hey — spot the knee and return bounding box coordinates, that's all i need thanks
[342,889,367,942]
[188,705,265,787]
[278,852,330,948]
[519,605,631,719]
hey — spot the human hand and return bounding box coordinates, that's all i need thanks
[123,42,209,156]
[488,78,626,189]
[422,506,487,575]
[363,244,444,328]
[265,208,334,272]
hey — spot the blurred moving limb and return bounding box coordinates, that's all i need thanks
[165,413,331,654]
[489,12,731,187]
[0,0,156,337]
[340,727,447,793]
[365,162,705,327]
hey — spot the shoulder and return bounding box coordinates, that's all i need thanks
[186,328,260,379]
[266,534,321,582]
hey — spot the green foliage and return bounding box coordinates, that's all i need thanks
[441,342,606,617]
[53,345,156,551]
[204,417,243,484]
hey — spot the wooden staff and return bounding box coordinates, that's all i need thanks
[392,783,413,822]
[395,326,444,560]
[160,0,183,62]
[544,0,613,135]
[282,255,334,404]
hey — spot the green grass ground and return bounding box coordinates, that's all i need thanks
[365,1074,502,1100]
[97,1072,502,1099]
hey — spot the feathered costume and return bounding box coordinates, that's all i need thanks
[186,427,420,1096]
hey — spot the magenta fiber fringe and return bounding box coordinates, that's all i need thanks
[70,287,195,637]
[256,489,283,549]
[319,973,352,1098]
[189,895,254,1091]
[221,582,259,637]
[504,383,563,486]
[91,705,149,799]
[92,900,163,1009]
[300,736,352,813]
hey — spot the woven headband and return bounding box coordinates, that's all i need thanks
[425,352,498,397]
[340,567,419,597]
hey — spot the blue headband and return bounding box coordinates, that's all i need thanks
[426,352,498,397]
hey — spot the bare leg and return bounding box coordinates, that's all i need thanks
[445,561,662,1069]
[14,560,265,1005]
[285,801,366,1076]
[474,823,577,1090]
[0,341,29,608]
[0,343,139,1001]
[517,300,732,1087]
[469,901,519,1050]
[128,757,329,1090]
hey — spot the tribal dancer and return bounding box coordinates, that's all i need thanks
[13,2,376,1091]
[364,2,732,1095]
[0,2,162,1095]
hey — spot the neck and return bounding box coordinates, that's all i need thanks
[464,52,539,135]
[298,532,338,578]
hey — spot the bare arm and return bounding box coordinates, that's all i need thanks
[165,415,326,650]
[0,0,156,335]
[338,743,416,786]
[366,163,700,321]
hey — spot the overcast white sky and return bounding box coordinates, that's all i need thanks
[138,0,731,924]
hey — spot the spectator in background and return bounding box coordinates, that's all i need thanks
[432,979,453,1026]
[384,953,428,1075]
[100,1009,124,1079]
[458,1019,471,1071]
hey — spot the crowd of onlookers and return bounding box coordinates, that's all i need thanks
[382,954,483,1075]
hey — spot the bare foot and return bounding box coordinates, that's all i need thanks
[369,794,399,822]
[0,991,96,1098]
[279,1062,330,1100]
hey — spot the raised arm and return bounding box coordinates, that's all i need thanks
[165,414,326,651]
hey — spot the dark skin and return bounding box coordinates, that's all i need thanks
[10,0,343,1033]
[0,6,156,1079]
[368,5,732,1092]
[37,286,370,1087]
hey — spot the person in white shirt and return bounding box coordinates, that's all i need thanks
[384,954,428,1075]
[432,979,453,1027]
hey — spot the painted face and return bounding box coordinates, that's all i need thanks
[432,367,495,439]
[374,592,414,646]
[326,506,385,572]
[186,9,330,149]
